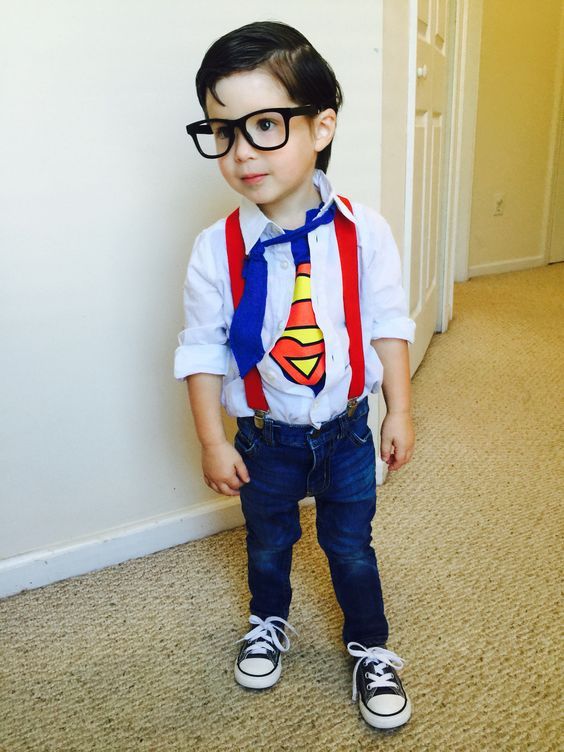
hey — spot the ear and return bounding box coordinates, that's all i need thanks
[313,108,337,153]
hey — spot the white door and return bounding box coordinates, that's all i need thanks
[408,0,451,373]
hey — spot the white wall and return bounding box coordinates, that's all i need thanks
[0,1,384,566]
[467,0,564,276]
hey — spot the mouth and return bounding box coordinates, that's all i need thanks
[241,173,267,185]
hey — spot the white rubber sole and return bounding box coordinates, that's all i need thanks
[359,696,412,730]
[234,657,282,689]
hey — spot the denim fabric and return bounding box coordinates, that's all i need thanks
[235,398,389,647]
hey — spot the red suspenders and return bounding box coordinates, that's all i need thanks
[334,196,365,404]
[225,210,270,414]
[225,197,365,423]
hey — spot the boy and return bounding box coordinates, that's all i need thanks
[175,21,415,730]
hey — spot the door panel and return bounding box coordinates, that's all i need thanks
[410,120,426,308]
[409,0,450,374]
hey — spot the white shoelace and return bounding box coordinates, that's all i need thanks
[237,615,297,658]
[347,642,405,702]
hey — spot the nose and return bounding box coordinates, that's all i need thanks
[232,128,256,161]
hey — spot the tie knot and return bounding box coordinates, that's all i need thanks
[262,201,337,249]
[242,240,267,280]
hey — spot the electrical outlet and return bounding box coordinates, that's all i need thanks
[494,193,505,216]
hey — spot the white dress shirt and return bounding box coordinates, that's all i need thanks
[174,170,415,428]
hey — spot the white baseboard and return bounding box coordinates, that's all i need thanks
[0,497,245,600]
[467,255,545,278]
[1,459,389,600]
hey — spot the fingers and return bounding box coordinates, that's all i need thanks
[204,477,239,496]
[204,463,250,496]
[386,445,414,471]
[204,477,240,496]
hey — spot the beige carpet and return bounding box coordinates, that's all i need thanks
[1,264,563,752]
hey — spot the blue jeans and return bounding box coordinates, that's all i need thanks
[235,397,389,647]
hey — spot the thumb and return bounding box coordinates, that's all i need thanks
[380,434,392,463]
[234,458,250,484]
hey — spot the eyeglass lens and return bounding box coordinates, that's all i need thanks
[195,111,289,157]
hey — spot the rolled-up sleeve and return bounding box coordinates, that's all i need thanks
[369,217,415,343]
[173,229,230,380]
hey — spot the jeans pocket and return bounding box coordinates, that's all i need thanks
[234,428,260,458]
[348,425,373,447]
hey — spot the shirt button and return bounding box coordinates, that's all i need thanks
[280,260,289,269]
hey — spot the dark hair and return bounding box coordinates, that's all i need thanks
[195,21,342,173]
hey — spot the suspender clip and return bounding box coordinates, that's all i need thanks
[253,410,268,429]
[346,398,359,418]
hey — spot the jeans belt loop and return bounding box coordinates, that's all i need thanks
[263,417,274,445]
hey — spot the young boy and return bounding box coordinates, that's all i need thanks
[175,21,415,730]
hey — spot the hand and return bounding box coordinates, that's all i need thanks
[201,441,250,496]
[380,411,415,471]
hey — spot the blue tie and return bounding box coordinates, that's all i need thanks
[230,202,336,378]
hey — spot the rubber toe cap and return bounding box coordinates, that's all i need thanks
[238,657,275,677]
[366,693,407,716]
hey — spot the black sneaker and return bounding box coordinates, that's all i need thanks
[234,615,297,690]
[347,642,412,729]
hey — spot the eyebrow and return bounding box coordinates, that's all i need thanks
[203,108,286,122]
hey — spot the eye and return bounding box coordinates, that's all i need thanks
[211,123,231,141]
[257,118,275,132]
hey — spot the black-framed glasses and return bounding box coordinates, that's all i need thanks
[185,105,320,159]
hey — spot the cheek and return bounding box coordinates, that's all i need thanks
[217,157,234,183]
[278,146,315,177]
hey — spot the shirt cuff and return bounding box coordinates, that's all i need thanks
[371,317,416,343]
[173,344,229,380]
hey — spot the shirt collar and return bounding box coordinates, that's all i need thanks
[237,169,357,255]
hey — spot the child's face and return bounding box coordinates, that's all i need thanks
[205,68,335,223]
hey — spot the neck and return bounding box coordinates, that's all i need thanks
[258,176,322,230]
